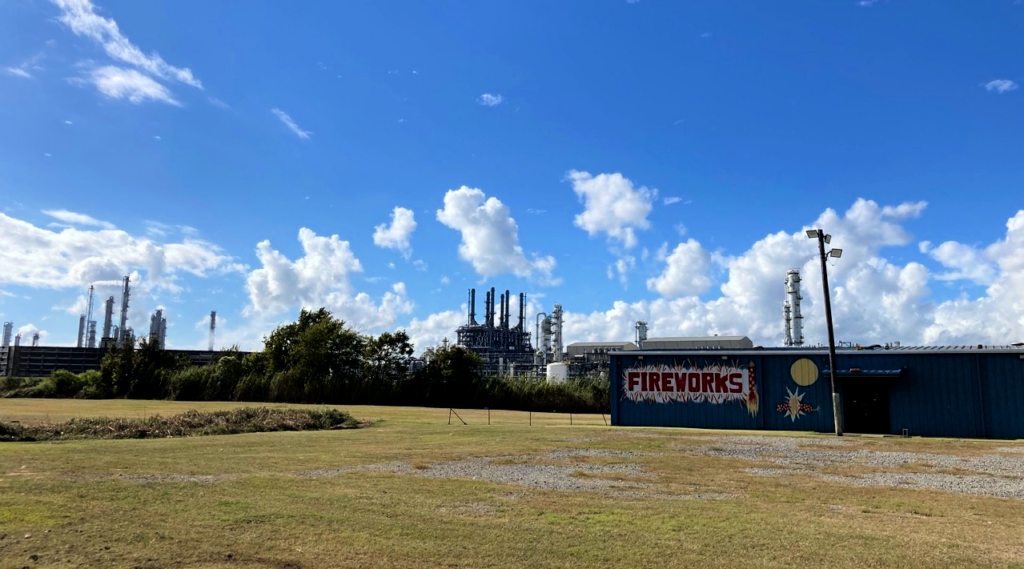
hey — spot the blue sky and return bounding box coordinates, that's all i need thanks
[1,0,1022,351]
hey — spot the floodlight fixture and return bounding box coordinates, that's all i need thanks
[825,234,832,244]
[806,229,820,239]
[830,248,843,258]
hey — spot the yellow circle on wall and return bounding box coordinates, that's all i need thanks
[791,358,819,386]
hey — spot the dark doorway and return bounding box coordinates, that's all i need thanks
[842,380,890,434]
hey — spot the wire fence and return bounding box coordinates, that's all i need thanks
[448,408,608,427]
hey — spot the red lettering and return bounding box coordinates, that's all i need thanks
[688,373,701,392]
[674,374,686,392]
[728,373,743,393]
[662,372,674,392]
[627,371,640,392]
[640,372,648,391]
[648,372,661,391]
[714,374,729,393]
[701,373,714,392]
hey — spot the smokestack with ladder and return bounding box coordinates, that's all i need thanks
[518,293,525,331]
[489,287,496,327]
[2,322,12,347]
[77,315,86,348]
[101,296,114,346]
[85,285,96,348]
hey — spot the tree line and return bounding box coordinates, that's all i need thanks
[1,308,609,413]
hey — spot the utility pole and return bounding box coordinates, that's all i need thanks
[808,229,844,436]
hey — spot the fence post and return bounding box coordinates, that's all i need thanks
[570,413,573,426]
[602,413,608,426]
[487,408,490,426]
[529,411,532,426]
[448,408,452,425]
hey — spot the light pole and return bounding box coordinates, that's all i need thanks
[806,229,844,436]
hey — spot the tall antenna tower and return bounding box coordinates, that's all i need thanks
[783,269,804,347]
[117,276,131,346]
[85,285,96,348]
[209,311,216,351]
[2,322,12,347]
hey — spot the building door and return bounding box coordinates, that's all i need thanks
[842,381,890,434]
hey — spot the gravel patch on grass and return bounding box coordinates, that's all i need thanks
[691,435,1024,499]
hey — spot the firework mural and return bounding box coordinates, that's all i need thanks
[621,359,760,416]
[776,386,818,421]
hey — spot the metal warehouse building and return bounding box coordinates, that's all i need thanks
[609,346,1024,440]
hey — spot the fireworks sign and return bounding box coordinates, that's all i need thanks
[621,360,759,415]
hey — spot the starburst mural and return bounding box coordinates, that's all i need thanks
[776,386,816,422]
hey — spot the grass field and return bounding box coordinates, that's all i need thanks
[2,399,1023,568]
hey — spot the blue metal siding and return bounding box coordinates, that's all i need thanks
[611,350,1024,439]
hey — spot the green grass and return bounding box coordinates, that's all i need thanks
[1,399,1023,568]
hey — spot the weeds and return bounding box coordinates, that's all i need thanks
[0,407,362,442]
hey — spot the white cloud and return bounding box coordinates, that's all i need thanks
[4,67,32,79]
[52,0,202,89]
[16,323,48,344]
[569,170,655,249]
[984,79,1018,94]
[64,120,73,125]
[404,310,465,355]
[372,207,417,258]
[926,241,998,285]
[0,212,241,291]
[88,65,180,105]
[610,256,636,288]
[153,135,161,140]
[562,198,973,347]
[42,209,115,230]
[244,228,413,332]
[436,186,559,284]
[477,93,503,107]
[271,108,311,139]
[663,196,683,205]
[646,239,714,297]
[440,276,450,285]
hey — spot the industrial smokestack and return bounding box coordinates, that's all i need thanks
[85,285,96,348]
[102,296,114,341]
[499,292,507,329]
[469,289,477,325]
[209,311,216,351]
[519,293,525,331]
[2,322,12,348]
[118,276,131,347]
[504,290,510,329]
[14,333,21,347]
[489,287,496,327]
[77,315,86,348]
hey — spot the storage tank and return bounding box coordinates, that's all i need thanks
[546,362,568,383]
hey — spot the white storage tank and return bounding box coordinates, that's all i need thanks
[546,362,568,383]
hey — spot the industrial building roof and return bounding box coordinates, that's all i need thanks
[567,341,638,347]
[614,345,1024,356]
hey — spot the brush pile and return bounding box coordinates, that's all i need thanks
[0,407,362,442]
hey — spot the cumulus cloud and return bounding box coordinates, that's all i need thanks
[984,79,1018,94]
[52,0,202,89]
[0,212,241,290]
[477,93,503,106]
[646,239,713,297]
[561,198,976,347]
[569,170,655,249]
[663,196,683,205]
[42,209,115,230]
[88,65,180,105]
[404,310,465,355]
[436,186,559,284]
[244,228,413,332]
[373,207,417,258]
[271,108,311,139]
[609,256,635,287]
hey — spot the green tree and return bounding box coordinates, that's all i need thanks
[263,308,365,403]
[360,331,414,401]
[418,345,483,407]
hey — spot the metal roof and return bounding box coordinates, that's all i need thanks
[645,336,750,342]
[567,341,637,347]
[613,345,1024,356]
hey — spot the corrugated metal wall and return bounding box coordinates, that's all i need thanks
[610,349,1024,440]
